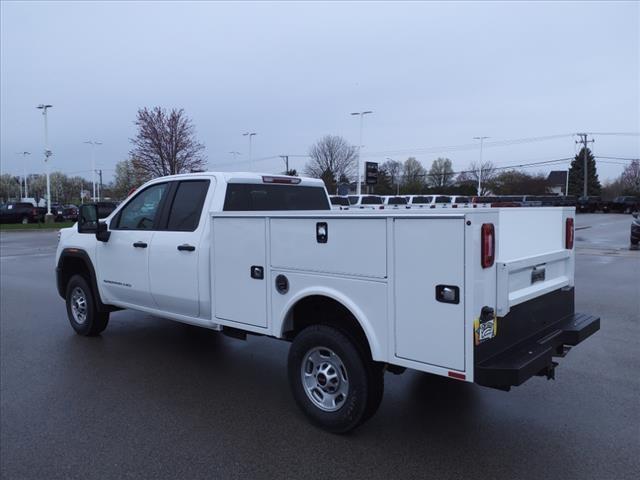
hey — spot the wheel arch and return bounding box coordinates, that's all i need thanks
[278,288,382,361]
[56,248,114,312]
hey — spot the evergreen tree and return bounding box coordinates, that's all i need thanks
[568,147,601,197]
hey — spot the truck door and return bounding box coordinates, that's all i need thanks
[97,182,169,308]
[394,217,465,371]
[148,179,211,317]
[212,217,267,328]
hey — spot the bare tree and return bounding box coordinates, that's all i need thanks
[620,159,640,194]
[305,135,357,188]
[401,157,426,193]
[427,157,455,188]
[112,159,151,200]
[467,161,497,195]
[129,107,206,178]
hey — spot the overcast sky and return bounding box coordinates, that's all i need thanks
[1,1,638,183]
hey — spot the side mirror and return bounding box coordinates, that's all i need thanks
[78,204,111,242]
[78,205,98,233]
[96,221,111,242]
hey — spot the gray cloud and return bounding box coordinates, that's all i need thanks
[1,1,638,182]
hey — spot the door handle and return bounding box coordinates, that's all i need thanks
[177,244,196,252]
[133,241,148,248]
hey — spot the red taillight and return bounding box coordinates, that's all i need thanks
[481,223,495,268]
[566,217,574,249]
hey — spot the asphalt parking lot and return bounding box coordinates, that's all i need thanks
[1,214,638,480]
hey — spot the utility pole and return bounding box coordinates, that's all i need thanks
[280,155,289,173]
[575,133,595,198]
[37,104,53,220]
[473,136,489,196]
[243,132,257,170]
[351,111,373,196]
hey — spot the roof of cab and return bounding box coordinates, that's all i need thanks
[143,171,325,187]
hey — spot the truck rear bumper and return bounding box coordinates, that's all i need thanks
[475,312,599,390]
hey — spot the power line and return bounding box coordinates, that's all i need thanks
[595,156,638,161]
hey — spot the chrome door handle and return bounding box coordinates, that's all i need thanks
[177,244,196,252]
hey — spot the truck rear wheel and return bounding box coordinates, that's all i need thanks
[288,325,383,433]
[65,274,109,336]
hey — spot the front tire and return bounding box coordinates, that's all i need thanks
[288,325,383,433]
[65,274,109,336]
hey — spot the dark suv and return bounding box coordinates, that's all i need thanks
[610,196,639,214]
[0,203,45,224]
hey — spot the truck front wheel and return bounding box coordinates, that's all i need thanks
[65,274,109,336]
[288,325,383,433]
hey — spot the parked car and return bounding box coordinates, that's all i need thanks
[329,196,350,210]
[406,195,433,208]
[349,195,385,210]
[383,195,409,209]
[50,204,66,221]
[610,196,640,214]
[631,211,640,246]
[449,195,471,208]
[576,196,602,213]
[62,205,79,221]
[56,171,600,433]
[0,202,45,224]
[94,201,118,219]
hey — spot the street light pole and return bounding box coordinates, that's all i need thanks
[17,151,31,199]
[243,132,257,170]
[84,140,103,201]
[37,104,53,218]
[351,111,373,196]
[473,136,489,195]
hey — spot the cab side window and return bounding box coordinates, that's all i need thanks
[166,180,210,231]
[115,183,167,230]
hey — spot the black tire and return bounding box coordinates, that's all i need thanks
[65,274,109,336]
[288,325,383,433]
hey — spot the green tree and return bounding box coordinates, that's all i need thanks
[427,157,454,188]
[568,147,601,197]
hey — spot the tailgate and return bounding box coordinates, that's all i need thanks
[495,208,574,317]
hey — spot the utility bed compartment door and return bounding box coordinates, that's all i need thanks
[212,218,267,328]
[394,218,465,371]
[270,218,387,278]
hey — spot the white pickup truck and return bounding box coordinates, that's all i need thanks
[56,172,599,432]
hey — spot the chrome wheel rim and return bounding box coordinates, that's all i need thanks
[70,287,88,325]
[301,347,349,412]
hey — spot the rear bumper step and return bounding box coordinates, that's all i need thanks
[475,313,600,390]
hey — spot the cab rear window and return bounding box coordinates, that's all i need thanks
[223,184,329,211]
[361,196,383,205]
